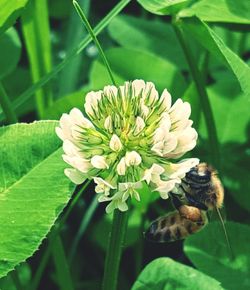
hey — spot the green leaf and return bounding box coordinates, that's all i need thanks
[0,0,29,35]
[199,79,249,144]
[0,28,21,79]
[181,17,250,98]
[21,0,52,118]
[0,121,75,278]
[131,257,224,290]
[44,87,89,120]
[90,48,187,99]
[108,15,189,69]
[179,0,250,24]
[184,222,250,290]
[137,0,190,15]
[221,142,250,213]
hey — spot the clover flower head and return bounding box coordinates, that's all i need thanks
[56,80,199,213]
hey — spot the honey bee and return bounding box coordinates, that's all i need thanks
[145,163,225,243]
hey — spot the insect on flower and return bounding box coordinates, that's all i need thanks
[56,80,199,213]
[145,163,225,242]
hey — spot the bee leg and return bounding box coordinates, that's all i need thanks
[170,193,184,210]
[185,193,208,211]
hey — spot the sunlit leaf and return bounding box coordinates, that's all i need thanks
[0,28,21,79]
[222,142,250,213]
[44,87,89,120]
[132,257,224,290]
[181,17,250,98]
[184,222,250,290]
[0,0,30,35]
[198,79,249,144]
[137,0,190,15]
[179,0,250,24]
[0,121,75,278]
[108,15,189,69]
[90,48,187,99]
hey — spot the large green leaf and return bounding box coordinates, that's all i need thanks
[198,79,249,144]
[0,0,29,35]
[108,15,189,69]
[179,0,250,24]
[0,28,21,79]
[0,121,75,278]
[221,142,250,213]
[90,48,187,99]
[181,17,250,98]
[137,0,190,15]
[44,88,89,120]
[184,222,250,290]
[131,257,223,290]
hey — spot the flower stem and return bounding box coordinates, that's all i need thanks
[0,82,18,124]
[102,210,129,290]
[72,0,117,86]
[172,19,220,169]
[50,234,74,290]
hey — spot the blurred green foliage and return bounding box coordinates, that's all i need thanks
[0,0,249,289]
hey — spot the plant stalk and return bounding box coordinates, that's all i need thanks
[72,0,116,85]
[0,82,17,124]
[102,210,129,290]
[50,234,74,290]
[173,19,220,169]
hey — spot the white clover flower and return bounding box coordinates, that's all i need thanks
[56,80,199,213]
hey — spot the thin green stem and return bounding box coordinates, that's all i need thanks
[59,180,91,228]
[134,216,145,277]
[28,245,51,290]
[21,0,53,118]
[0,82,17,123]
[50,234,74,290]
[0,0,131,121]
[68,194,99,263]
[172,20,220,169]
[10,271,24,290]
[72,0,116,85]
[102,210,129,290]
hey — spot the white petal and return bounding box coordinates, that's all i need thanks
[109,134,123,152]
[103,85,118,99]
[104,116,113,132]
[125,151,142,166]
[159,112,171,132]
[155,180,176,199]
[134,116,145,135]
[165,158,200,180]
[55,127,65,141]
[118,200,128,212]
[59,113,73,139]
[117,157,126,175]
[94,177,116,189]
[91,155,109,169]
[132,79,146,96]
[159,89,172,111]
[145,82,159,106]
[64,168,86,184]
[63,140,79,157]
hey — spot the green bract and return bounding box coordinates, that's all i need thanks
[56,80,198,213]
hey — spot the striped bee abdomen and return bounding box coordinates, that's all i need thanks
[145,210,207,243]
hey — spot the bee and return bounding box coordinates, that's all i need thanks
[145,163,225,243]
